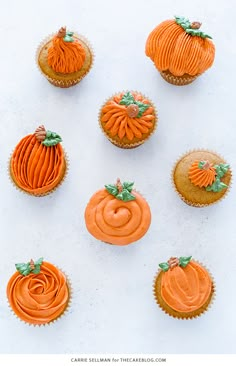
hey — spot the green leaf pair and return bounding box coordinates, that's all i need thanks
[175,15,212,39]
[105,181,136,202]
[63,31,74,43]
[42,130,62,147]
[205,163,229,192]
[159,256,192,272]
[119,92,149,118]
[15,257,44,276]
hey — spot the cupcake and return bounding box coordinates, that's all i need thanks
[37,26,93,88]
[154,256,214,319]
[85,178,151,245]
[9,125,67,196]
[99,91,157,148]
[7,258,70,325]
[172,150,231,206]
[145,16,215,85]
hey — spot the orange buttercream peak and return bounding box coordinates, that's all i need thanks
[47,29,86,73]
[189,160,216,188]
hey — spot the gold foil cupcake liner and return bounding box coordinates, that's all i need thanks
[159,70,198,86]
[98,90,158,149]
[171,149,232,207]
[7,266,72,327]
[153,260,216,319]
[8,149,69,197]
[36,32,94,88]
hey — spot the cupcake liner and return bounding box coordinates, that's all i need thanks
[171,149,232,207]
[7,266,72,327]
[8,149,69,197]
[159,70,198,86]
[98,90,158,149]
[153,260,215,319]
[36,32,94,88]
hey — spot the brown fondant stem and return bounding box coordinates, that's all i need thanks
[126,104,139,118]
[29,259,35,270]
[35,125,46,142]
[116,178,123,193]
[168,257,179,269]
[57,26,66,38]
[191,21,201,29]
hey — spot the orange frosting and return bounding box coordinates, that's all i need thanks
[101,92,155,141]
[48,28,86,73]
[161,261,212,312]
[7,262,69,325]
[10,133,65,195]
[85,189,151,245]
[145,19,215,76]
[189,161,216,187]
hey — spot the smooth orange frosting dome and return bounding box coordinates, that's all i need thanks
[145,19,215,76]
[7,262,69,325]
[189,161,216,187]
[48,28,86,73]
[161,261,212,312]
[101,92,155,141]
[10,134,65,195]
[85,189,151,245]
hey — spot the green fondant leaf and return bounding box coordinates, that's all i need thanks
[122,181,134,192]
[159,262,169,272]
[214,163,230,178]
[32,265,41,274]
[175,16,191,30]
[34,257,44,266]
[185,28,212,39]
[119,92,135,106]
[66,31,74,37]
[135,101,150,118]
[198,161,206,169]
[42,130,62,147]
[206,177,228,192]
[116,189,135,202]
[15,262,31,276]
[63,35,74,42]
[105,184,119,196]
[179,256,192,267]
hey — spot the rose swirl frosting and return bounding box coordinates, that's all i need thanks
[7,260,69,325]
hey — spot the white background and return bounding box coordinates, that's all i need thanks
[0,0,235,355]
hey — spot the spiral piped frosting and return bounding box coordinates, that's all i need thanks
[7,262,69,325]
[85,189,151,245]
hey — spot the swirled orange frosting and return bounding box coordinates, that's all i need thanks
[161,261,212,312]
[7,262,69,325]
[101,92,155,141]
[48,33,86,73]
[189,161,216,187]
[10,134,65,195]
[85,189,151,245]
[145,20,215,76]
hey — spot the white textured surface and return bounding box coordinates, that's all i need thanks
[0,0,235,355]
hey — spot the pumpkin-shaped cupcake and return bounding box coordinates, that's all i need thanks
[145,16,215,85]
[172,149,232,206]
[7,258,71,325]
[9,125,67,196]
[99,91,157,148]
[85,179,151,245]
[154,256,215,319]
[37,26,93,88]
